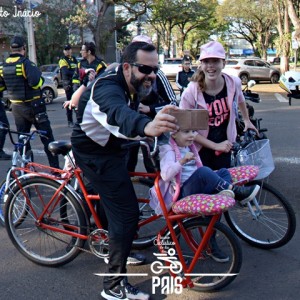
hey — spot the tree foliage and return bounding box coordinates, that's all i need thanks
[61,0,152,57]
[146,0,219,58]
[217,0,277,59]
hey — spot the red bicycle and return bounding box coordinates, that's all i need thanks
[4,139,243,292]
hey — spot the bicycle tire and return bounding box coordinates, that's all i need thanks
[224,180,296,249]
[5,176,87,267]
[0,177,29,227]
[163,218,242,292]
[131,178,165,249]
[0,179,6,226]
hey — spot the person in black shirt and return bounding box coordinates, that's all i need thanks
[72,41,107,90]
[58,44,77,127]
[176,56,195,96]
[0,36,59,168]
[0,91,11,160]
[71,41,178,300]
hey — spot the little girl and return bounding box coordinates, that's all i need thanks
[159,129,259,262]
[159,129,259,205]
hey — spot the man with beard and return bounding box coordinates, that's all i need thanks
[127,77,171,173]
[71,41,178,300]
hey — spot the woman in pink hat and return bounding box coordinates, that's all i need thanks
[179,41,257,170]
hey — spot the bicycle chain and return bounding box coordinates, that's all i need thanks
[40,227,98,256]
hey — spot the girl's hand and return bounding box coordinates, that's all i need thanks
[63,100,70,109]
[214,140,233,153]
[243,119,259,135]
[180,152,195,165]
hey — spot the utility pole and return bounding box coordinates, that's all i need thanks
[25,0,37,64]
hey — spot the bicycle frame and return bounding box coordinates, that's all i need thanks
[9,159,222,289]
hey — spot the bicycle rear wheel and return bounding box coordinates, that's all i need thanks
[164,218,242,292]
[5,177,87,267]
[224,180,296,249]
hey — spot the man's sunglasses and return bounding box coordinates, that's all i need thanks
[130,63,159,75]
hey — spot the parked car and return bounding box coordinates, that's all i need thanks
[2,77,58,110]
[160,58,183,79]
[223,58,280,84]
[40,64,62,87]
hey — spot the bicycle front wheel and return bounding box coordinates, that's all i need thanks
[0,179,6,226]
[224,180,296,249]
[164,218,242,292]
[0,177,29,227]
[5,177,87,267]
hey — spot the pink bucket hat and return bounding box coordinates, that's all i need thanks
[199,41,226,61]
[132,35,153,44]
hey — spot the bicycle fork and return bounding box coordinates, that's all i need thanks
[158,214,220,288]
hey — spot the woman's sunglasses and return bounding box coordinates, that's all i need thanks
[130,63,159,75]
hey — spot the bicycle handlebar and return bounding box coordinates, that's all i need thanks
[120,137,159,158]
[215,129,259,156]
[0,122,48,147]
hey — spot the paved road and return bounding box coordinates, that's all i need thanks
[0,84,299,300]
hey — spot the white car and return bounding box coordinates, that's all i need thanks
[160,58,183,79]
[223,58,280,84]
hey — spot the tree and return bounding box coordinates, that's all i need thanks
[147,0,219,58]
[0,0,72,65]
[217,0,277,59]
[62,0,152,57]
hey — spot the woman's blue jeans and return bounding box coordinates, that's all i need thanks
[180,166,232,199]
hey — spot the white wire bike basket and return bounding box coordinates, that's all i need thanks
[236,139,275,180]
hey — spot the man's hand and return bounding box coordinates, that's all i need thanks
[144,105,179,136]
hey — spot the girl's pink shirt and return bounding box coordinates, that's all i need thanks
[179,72,245,150]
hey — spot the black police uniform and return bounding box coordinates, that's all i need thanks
[58,48,77,126]
[0,91,11,160]
[72,56,107,90]
[0,36,59,168]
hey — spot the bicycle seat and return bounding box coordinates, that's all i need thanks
[48,140,72,156]
[172,194,235,216]
[228,165,259,185]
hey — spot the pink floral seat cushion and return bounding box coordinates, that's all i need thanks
[172,194,235,216]
[229,165,259,185]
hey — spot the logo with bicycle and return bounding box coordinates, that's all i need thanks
[151,237,183,295]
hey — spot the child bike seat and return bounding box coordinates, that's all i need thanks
[228,165,259,185]
[172,194,235,216]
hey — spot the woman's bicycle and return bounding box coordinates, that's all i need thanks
[4,139,244,292]
[0,123,47,226]
[223,129,296,249]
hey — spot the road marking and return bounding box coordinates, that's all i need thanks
[274,157,300,164]
[94,273,149,276]
[274,93,288,103]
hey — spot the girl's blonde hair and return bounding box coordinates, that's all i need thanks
[190,67,206,91]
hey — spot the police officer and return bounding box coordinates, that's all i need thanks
[72,41,107,90]
[0,91,11,160]
[0,36,59,168]
[58,44,77,127]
